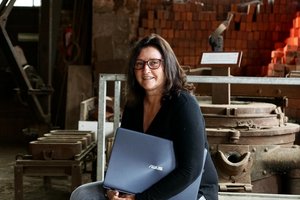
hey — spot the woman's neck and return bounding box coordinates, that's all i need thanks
[143,94,162,132]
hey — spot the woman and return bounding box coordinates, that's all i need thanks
[70,34,219,200]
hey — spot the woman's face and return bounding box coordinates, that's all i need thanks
[134,46,166,96]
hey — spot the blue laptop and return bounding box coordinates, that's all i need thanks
[103,127,206,199]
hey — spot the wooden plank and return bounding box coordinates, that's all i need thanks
[65,65,93,129]
[80,97,96,121]
[211,67,230,104]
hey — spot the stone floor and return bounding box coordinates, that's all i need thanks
[2,143,300,200]
[0,142,92,200]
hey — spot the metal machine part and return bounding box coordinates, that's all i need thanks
[208,13,233,52]
[198,97,300,193]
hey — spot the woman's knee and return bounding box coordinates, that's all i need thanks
[70,181,105,200]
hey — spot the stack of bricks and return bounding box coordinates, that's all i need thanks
[138,0,298,76]
[138,0,217,67]
[266,12,300,77]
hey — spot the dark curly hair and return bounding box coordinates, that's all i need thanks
[125,34,189,105]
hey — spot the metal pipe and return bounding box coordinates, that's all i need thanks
[97,74,107,181]
[113,80,121,132]
[251,145,300,181]
[263,145,300,171]
[187,76,300,85]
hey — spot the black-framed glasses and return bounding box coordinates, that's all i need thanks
[134,59,163,70]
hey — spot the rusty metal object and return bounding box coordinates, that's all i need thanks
[28,130,95,160]
[43,133,92,146]
[207,123,299,145]
[29,140,82,160]
[215,145,253,192]
[50,130,96,141]
[37,136,88,149]
[210,144,300,193]
[287,169,300,194]
[199,97,300,193]
[200,101,277,116]
[200,100,288,128]
[250,145,300,181]
[15,141,97,200]
[205,115,283,129]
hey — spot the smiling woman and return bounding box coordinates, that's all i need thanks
[70,34,219,200]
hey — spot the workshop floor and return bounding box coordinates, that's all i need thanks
[2,143,300,200]
[0,142,92,200]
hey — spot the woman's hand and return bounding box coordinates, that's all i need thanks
[106,190,135,200]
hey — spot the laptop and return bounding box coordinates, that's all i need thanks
[103,127,207,200]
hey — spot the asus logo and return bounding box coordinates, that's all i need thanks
[149,165,163,171]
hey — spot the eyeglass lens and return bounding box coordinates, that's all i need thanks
[135,59,162,70]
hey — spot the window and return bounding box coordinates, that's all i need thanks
[0,0,41,7]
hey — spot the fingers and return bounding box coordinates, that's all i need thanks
[106,190,135,200]
[106,190,119,199]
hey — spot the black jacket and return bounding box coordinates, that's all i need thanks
[121,91,219,200]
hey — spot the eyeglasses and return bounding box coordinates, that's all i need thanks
[134,59,163,70]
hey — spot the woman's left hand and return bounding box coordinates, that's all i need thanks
[106,190,135,200]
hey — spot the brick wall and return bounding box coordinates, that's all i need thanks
[138,0,299,76]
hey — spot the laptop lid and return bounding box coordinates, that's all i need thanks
[103,127,176,194]
[103,127,207,199]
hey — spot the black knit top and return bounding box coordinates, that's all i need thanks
[121,90,219,200]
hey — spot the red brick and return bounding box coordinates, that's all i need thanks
[141,19,147,27]
[160,20,166,28]
[246,23,252,31]
[286,37,300,46]
[247,32,254,40]
[147,20,154,29]
[148,11,154,20]
[247,4,256,15]
[157,10,164,19]
[294,17,300,28]
[167,29,174,38]
[256,14,263,22]
[200,21,207,30]
[290,28,300,37]
[280,14,288,23]
[231,4,238,12]
[274,42,285,49]
[181,12,187,21]
[253,31,260,40]
[186,12,193,21]
[272,32,279,41]
[240,22,246,31]
[165,20,172,29]
[174,12,181,21]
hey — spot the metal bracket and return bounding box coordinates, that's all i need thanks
[219,183,253,192]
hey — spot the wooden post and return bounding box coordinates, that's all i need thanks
[200,52,242,104]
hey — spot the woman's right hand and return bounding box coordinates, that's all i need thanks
[106,190,135,200]
[106,190,119,199]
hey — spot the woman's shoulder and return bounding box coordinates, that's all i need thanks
[169,90,198,106]
[166,90,203,120]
